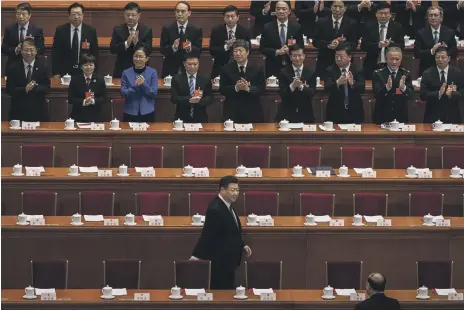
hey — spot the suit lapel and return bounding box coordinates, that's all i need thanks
[14,23,20,44]
[425,26,435,46]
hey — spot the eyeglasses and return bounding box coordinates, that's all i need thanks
[22,48,36,53]
[377,12,391,16]
[125,13,139,18]
[15,12,29,17]
[435,56,448,60]
[133,55,146,59]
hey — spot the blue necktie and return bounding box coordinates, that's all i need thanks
[189,75,195,118]
[280,24,286,46]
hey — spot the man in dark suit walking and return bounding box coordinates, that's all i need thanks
[191,175,252,289]
[51,3,99,78]
[313,0,357,79]
[325,43,365,124]
[209,5,251,79]
[360,2,405,80]
[6,38,50,121]
[420,46,463,123]
[109,2,153,78]
[259,1,304,78]
[354,273,401,310]
[249,0,291,37]
[1,2,44,72]
[171,54,213,123]
[220,39,266,123]
[160,1,203,78]
[414,6,458,77]
[373,46,415,124]
[277,44,316,123]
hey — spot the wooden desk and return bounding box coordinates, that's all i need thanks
[1,289,464,310]
[2,168,464,217]
[2,216,464,291]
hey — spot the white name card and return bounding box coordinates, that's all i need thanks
[30,218,45,225]
[134,293,150,301]
[21,122,39,130]
[197,293,213,301]
[259,218,274,226]
[330,219,345,226]
[26,168,41,176]
[184,123,201,131]
[448,293,464,300]
[346,124,362,132]
[350,293,366,301]
[450,125,464,132]
[235,124,251,131]
[132,124,148,131]
[148,218,164,226]
[316,170,331,177]
[435,219,451,227]
[303,125,317,132]
[97,170,113,177]
[140,168,155,177]
[41,292,57,301]
[402,124,416,131]
[417,170,433,178]
[362,170,377,178]
[377,219,392,226]
[260,293,276,301]
[104,219,119,226]
[247,169,263,178]
[194,168,210,177]
[91,123,105,130]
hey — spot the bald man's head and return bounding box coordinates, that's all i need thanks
[367,273,386,292]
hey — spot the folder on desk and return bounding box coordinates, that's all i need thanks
[308,167,336,175]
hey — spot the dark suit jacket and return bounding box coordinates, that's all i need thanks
[277,65,316,123]
[361,20,405,79]
[6,59,50,121]
[1,23,44,70]
[393,1,431,38]
[192,196,244,268]
[170,73,214,123]
[439,1,462,37]
[294,1,332,38]
[346,1,382,38]
[259,20,304,78]
[354,293,401,310]
[420,65,463,123]
[209,23,251,79]
[219,61,266,123]
[373,67,415,124]
[414,25,457,77]
[249,0,292,37]
[160,22,203,78]
[324,63,365,124]
[313,15,357,77]
[109,23,153,78]
[51,23,99,77]
[68,74,107,122]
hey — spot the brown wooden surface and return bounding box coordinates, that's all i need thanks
[2,216,464,291]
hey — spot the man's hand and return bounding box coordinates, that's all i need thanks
[184,41,192,52]
[446,83,454,97]
[264,1,271,13]
[379,39,390,48]
[406,0,416,10]
[458,0,464,9]
[292,77,303,89]
[439,83,447,97]
[173,38,180,50]
[399,75,407,90]
[328,39,339,49]
[189,96,201,104]
[133,31,139,45]
[431,43,441,54]
[347,71,354,86]
[243,245,252,258]
[226,38,235,49]
[276,46,288,55]
[84,97,93,105]
[337,74,347,86]
[236,79,247,91]
[359,0,371,8]
[135,75,145,86]
[15,43,22,55]
[25,81,35,93]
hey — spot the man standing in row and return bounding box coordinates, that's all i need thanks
[249,0,291,37]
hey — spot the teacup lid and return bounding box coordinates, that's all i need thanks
[105,74,111,77]
[391,119,399,123]
[113,118,118,121]
[424,213,432,218]
[19,212,26,216]
[71,164,78,167]
[409,165,416,168]
[355,213,362,217]
[237,285,244,289]
[166,75,172,78]
[67,118,74,121]
[64,73,71,77]
[269,75,276,78]
[325,285,332,289]
[126,213,134,216]
[73,213,81,216]
[185,164,193,168]
[281,119,289,123]
[294,165,301,168]
[420,285,428,289]
[307,213,314,217]
[120,164,127,168]
[176,118,182,122]
[435,119,443,124]
[14,163,21,167]
[340,165,347,168]
[452,166,460,169]
[173,285,179,288]
[226,119,232,122]
[238,164,245,168]
[104,285,112,289]
[215,76,220,79]
[249,213,256,217]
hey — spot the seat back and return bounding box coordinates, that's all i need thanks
[77,145,112,167]
[326,261,363,290]
[393,146,427,169]
[442,146,464,169]
[417,261,453,288]
[21,191,58,216]
[236,145,271,168]
[182,145,217,168]
[245,261,283,289]
[20,145,55,167]
[103,259,141,289]
[189,192,216,215]
[287,146,322,168]
[353,193,388,216]
[244,191,279,216]
[300,193,335,216]
[129,145,164,168]
[409,192,444,216]
[174,260,211,289]
[79,191,115,216]
[135,192,170,216]
[31,260,68,289]
[341,147,374,168]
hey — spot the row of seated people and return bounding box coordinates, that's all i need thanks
[24,259,455,290]
[15,144,464,169]
[17,190,462,216]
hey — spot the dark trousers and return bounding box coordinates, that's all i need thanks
[210,262,236,289]
[123,111,156,122]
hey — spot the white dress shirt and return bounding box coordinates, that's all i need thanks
[125,23,139,49]
[23,59,35,78]
[332,16,343,29]
[83,74,95,106]
[70,23,82,60]
[18,22,29,41]
[437,65,449,83]
[430,25,441,54]
[172,21,189,51]
[379,22,389,63]
[224,24,237,51]
[277,20,289,43]
[290,65,304,92]
[235,61,249,92]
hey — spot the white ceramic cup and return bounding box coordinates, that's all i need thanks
[292,165,303,176]
[171,286,181,297]
[267,76,278,85]
[102,285,112,297]
[183,165,193,175]
[13,164,22,175]
[339,165,348,176]
[407,166,416,176]
[390,119,400,131]
[104,75,113,85]
[236,286,246,297]
[305,213,316,225]
[72,213,82,224]
[451,166,461,176]
[25,286,35,297]
[417,286,428,297]
[303,35,308,45]
[404,35,410,45]
[65,118,75,129]
[119,165,128,175]
[248,213,257,224]
[69,165,79,175]
[110,119,119,129]
[224,119,234,129]
[173,119,183,129]
[279,119,289,129]
[214,76,220,85]
[323,286,334,297]
[10,120,20,128]
[125,213,135,224]
[62,74,71,84]
[433,120,443,131]
[192,213,202,224]
[236,165,246,175]
[164,75,172,85]
[323,121,334,130]
[423,214,433,225]
[18,213,28,224]
[353,214,363,225]
[316,77,321,85]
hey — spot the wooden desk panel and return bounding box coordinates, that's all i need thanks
[2,168,464,217]
[2,217,464,290]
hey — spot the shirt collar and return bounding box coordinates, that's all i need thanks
[378,21,389,28]
[187,72,197,79]
[292,64,303,72]
[332,16,343,24]
[23,58,35,67]
[84,74,93,80]
[128,23,138,31]
[278,20,288,27]
[72,23,82,31]
[340,63,351,72]
[178,21,188,29]
[19,22,29,30]
[431,25,441,33]
[226,24,237,32]
[237,61,248,69]
[218,194,231,208]
[437,66,449,74]
[387,67,398,73]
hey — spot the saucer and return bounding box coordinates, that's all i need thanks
[322,295,336,300]
[124,222,137,226]
[450,174,462,178]
[213,84,220,87]
[71,222,84,226]
[432,129,445,132]
[61,83,70,86]
[389,128,401,132]
[117,173,130,177]
[12,173,24,176]
[423,223,435,227]
[234,295,248,300]
[182,173,194,177]
[267,84,279,88]
[68,173,80,176]
[322,128,336,131]
[304,222,317,226]
[16,222,29,226]
[292,174,304,178]
[235,174,247,177]
[163,83,172,87]
[191,222,203,226]
[352,223,365,226]
[224,128,235,131]
[416,295,430,300]
[105,83,115,86]
[279,128,291,131]
[405,174,417,178]
[9,127,21,130]
[169,295,183,300]
[337,174,350,178]
[247,223,259,226]
[173,127,184,131]
[23,295,37,300]
[64,127,77,130]
[101,295,115,300]
[109,127,121,131]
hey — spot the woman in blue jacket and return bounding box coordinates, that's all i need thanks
[121,46,158,122]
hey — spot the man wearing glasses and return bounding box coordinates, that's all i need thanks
[110,2,153,78]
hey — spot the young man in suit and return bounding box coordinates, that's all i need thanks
[259,1,304,78]
[354,273,401,310]
[313,0,357,79]
[51,3,99,78]
[393,1,431,39]
[171,54,213,123]
[1,2,44,72]
[220,39,266,123]
[361,2,405,80]
[191,175,252,289]
[160,1,203,78]
[109,2,153,78]
[420,46,463,123]
[209,5,251,79]
[295,1,333,39]
[373,47,415,124]
[324,43,365,124]
[277,44,316,123]
[414,6,458,77]
[249,0,291,37]
[6,39,50,121]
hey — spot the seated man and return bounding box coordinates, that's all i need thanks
[354,273,401,310]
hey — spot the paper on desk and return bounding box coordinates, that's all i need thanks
[235,123,253,129]
[25,166,45,172]
[338,124,356,130]
[354,168,373,174]
[415,168,430,174]
[318,125,329,131]
[432,215,444,222]
[253,288,274,296]
[441,124,452,130]
[35,288,55,295]
[135,167,154,172]
[380,123,405,129]
[201,216,206,222]
[83,215,104,221]
[435,288,457,296]
[315,215,332,222]
[364,215,384,223]
[257,215,272,222]
[76,122,93,129]
[185,289,206,296]
[26,215,44,221]
[192,167,208,173]
[142,215,163,222]
[129,122,149,128]
[184,123,203,129]
[335,289,356,296]
[288,123,304,129]
[79,166,99,173]
[112,288,127,296]
[245,167,261,173]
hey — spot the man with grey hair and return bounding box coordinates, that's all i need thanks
[354,273,401,310]
[372,46,414,124]
[414,5,457,76]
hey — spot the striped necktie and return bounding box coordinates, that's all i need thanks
[189,75,195,118]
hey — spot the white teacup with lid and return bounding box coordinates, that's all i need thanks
[224,119,234,130]
[183,165,193,176]
[104,74,113,85]
[65,118,75,130]
[13,163,23,176]
[451,166,461,177]
[10,119,20,128]
[110,118,120,130]
[69,164,79,176]
[338,165,349,177]
[24,285,36,299]
[192,213,202,225]
[17,213,28,225]
[389,119,400,131]
[118,164,128,176]
[322,285,334,299]
[164,75,172,86]
[169,285,182,299]
[423,213,434,226]
[234,285,247,299]
[323,121,334,130]
[72,213,83,225]
[407,165,416,177]
[101,285,113,299]
[432,120,444,131]
[61,73,71,85]
[236,165,246,176]
[353,214,363,226]
[292,165,303,176]
[125,213,136,225]
[305,213,316,226]
[173,118,183,130]
[416,286,429,299]
[267,75,278,86]
[247,213,258,225]
[279,119,290,130]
